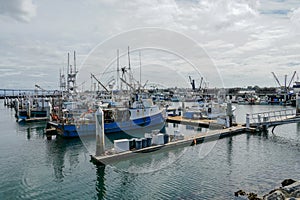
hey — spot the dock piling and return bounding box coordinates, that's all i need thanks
[226,102,233,127]
[262,116,269,130]
[246,114,250,129]
[96,108,105,156]
[15,99,19,115]
[296,93,300,116]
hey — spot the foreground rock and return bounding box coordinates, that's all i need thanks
[235,179,300,200]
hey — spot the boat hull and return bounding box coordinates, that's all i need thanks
[50,112,165,138]
[16,110,49,123]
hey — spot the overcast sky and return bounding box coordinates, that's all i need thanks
[0,0,300,90]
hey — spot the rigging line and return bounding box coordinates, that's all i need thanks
[93,69,118,76]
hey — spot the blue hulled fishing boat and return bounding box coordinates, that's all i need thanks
[48,98,166,138]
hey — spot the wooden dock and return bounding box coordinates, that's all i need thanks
[91,125,251,165]
[166,116,215,127]
[21,117,49,123]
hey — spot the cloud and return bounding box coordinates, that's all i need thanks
[0,0,36,22]
[0,0,300,89]
[289,7,300,31]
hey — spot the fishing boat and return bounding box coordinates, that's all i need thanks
[293,81,300,94]
[183,101,236,120]
[15,97,51,123]
[47,96,166,138]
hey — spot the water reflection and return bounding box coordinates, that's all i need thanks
[45,138,82,182]
[227,137,233,168]
[246,133,250,151]
[96,165,106,200]
[17,122,46,140]
[27,128,30,140]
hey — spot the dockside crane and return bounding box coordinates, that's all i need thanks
[189,76,196,91]
[271,71,297,92]
[271,72,282,88]
[271,71,297,104]
[199,77,204,91]
[287,71,297,89]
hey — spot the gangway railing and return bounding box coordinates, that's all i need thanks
[246,109,299,129]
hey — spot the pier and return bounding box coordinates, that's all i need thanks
[0,88,61,100]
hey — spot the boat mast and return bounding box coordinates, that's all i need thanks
[117,49,120,91]
[139,50,142,91]
[128,46,133,90]
[74,51,76,75]
[67,52,70,92]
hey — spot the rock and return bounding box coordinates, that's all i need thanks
[234,190,262,199]
[282,179,297,187]
[282,181,300,194]
[235,180,300,200]
[263,190,285,200]
[235,190,246,197]
[248,192,262,200]
[290,189,300,198]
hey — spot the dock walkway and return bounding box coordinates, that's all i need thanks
[91,125,252,165]
[92,108,300,165]
[247,109,300,130]
[166,116,214,127]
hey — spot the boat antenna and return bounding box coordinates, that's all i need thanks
[67,52,70,92]
[59,69,61,90]
[139,50,142,89]
[74,51,76,74]
[128,46,131,71]
[117,49,120,90]
[127,46,133,89]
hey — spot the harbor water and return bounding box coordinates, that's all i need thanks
[0,101,300,199]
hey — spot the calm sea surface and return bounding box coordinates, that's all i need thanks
[0,101,300,199]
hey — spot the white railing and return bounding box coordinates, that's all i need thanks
[246,109,296,128]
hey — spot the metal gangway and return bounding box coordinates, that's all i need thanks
[246,109,300,131]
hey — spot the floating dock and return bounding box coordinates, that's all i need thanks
[91,108,300,165]
[166,116,214,127]
[91,125,252,165]
[21,117,49,123]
